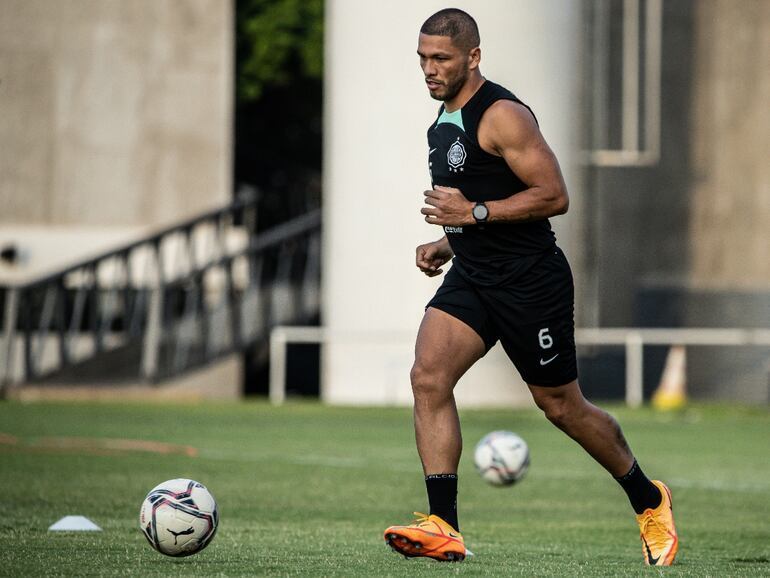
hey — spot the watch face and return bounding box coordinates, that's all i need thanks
[473,203,488,221]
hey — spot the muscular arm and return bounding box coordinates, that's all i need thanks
[478,100,569,222]
[421,100,569,227]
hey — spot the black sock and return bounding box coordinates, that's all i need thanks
[614,459,662,515]
[425,473,459,531]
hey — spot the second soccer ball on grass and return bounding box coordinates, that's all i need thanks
[473,431,530,486]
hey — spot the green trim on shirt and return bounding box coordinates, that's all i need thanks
[436,108,465,132]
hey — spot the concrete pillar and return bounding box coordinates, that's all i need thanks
[323,1,582,406]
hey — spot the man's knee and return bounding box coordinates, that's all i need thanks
[532,388,583,429]
[410,361,453,400]
[536,396,569,428]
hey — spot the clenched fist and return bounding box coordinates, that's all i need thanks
[416,236,454,277]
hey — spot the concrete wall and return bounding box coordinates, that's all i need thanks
[690,0,770,289]
[577,1,770,403]
[0,0,233,227]
[323,0,582,406]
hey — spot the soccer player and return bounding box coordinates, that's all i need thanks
[383,8,678,566]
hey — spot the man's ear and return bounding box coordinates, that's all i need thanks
[468,47,481,70]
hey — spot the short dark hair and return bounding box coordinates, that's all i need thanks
[420,8,480,51]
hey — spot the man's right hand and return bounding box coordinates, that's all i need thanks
[416,237,453,277]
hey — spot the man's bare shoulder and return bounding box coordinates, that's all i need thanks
[479,99,540,154]
[484,99,538,130]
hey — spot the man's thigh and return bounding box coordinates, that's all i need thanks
[414,306,487,388]
[425,265,497,352]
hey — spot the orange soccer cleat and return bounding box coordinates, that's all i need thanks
[637,480,679,566]
[384,512,471,562]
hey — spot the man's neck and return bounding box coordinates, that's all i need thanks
[443,72,485,113]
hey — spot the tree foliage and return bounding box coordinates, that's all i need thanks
[236,0,324,102]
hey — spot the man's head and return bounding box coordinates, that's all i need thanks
[417,9,481,103]
[420,8,480,52]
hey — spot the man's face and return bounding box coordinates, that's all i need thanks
[417,33,475,102]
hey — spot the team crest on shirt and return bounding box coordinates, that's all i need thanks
[447,137,466,172]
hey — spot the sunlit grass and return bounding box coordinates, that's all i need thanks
[1,400,768,576]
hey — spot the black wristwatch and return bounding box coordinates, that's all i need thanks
[472,202,489,224]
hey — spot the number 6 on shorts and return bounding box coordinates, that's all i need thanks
[538,327,553,349]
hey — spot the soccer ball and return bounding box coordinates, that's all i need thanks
[139,478,218,557]
[473,431,530,486]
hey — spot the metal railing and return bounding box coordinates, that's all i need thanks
[0,198,321,395]
[267,326,770,406]
[576,328,770,407]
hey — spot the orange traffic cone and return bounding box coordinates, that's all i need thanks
[652,345,687,410]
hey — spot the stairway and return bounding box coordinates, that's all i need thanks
[0,197,321,395]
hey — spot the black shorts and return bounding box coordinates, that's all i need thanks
[426,247,577,386]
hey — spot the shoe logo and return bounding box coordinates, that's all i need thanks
[429,148,437,156]
[448,532,460,538]
[540,353,559,366]
[642,537,660,565]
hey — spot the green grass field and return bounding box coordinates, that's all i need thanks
[1,400,769,577]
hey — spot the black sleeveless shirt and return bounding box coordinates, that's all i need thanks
[428,80,556,285]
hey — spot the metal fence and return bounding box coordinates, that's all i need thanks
[0,198,321,395]
[267,326,770,406]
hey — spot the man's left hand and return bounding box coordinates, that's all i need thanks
[421,186,475,226]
